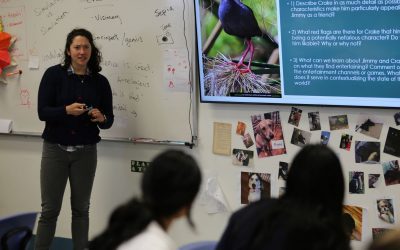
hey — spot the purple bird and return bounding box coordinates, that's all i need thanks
[218,0,262,73]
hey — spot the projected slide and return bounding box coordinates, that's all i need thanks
[195,0,400,107]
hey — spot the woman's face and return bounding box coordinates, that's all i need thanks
[67,35,91,70]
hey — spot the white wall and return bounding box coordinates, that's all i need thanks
[1,103,400,250]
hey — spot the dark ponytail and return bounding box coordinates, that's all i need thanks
[88,198,153,250]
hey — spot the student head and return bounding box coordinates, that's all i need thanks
[250,145,349,250]
[89,149,202,250]
[63,28,102,73]
[141,149,202,227]
[283,144,345,214]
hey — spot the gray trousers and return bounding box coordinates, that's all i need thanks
[35,141,97,250]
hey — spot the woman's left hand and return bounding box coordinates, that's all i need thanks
[88,108,106,123]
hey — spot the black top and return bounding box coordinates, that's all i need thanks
[216,198,351,250]
[37,64,114,145]
[217,199,280,250]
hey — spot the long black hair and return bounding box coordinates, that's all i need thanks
[89,149,202,250]
[250,145,349,250]
[62,28,102,73]
[283,144,345,215]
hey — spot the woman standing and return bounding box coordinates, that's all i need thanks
[36,28,114,250]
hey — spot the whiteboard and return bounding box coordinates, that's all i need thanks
[0,0,197,143]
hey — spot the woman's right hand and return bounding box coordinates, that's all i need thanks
[66,102,87,116]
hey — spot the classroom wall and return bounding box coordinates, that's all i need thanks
[1,103,400,250]
[1,0,398,249]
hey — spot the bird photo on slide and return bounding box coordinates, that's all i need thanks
[198,0,280,97]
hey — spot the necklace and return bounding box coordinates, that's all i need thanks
[77,74,85,83]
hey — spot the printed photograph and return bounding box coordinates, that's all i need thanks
[241,171,271,204]
[376,198,395,224]
[278,161,289,181]
[329,115,349,130]
[372,228,395,240]
[197,0,281,98]
[288,107,302,126]
[369,174,381,188]
[251,111,286,158]
[394,112,400,126]
[349,171,364,194]
[308,111,321,131]
[339,134,353,151]
[354,141,380,164]
[232,149,254,167]
[382,160,400,186]
[383,127,400,157]
[290,127,311,147]
[320,131,331,145]
[236,121,246,136]
[355,114,383,139]
[343,205,362,241]
[242,132,254,148]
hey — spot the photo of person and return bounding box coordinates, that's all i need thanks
[308,111,321,131]
[355,141,380,164]
[369,174,381,188]
[240,171,271,204]
[339,134,352,151]
[290,127,311,147]
[288,107,302,126]
[384,127,400,157]
[278,161,289,180]
[355,115,383,139]
[382,160,400,186]
[251,111,286,158]
[349,171,364,194]
[329,115,349,130]
[320,131,331,145]
[242,132,254,148]
[343,205,362,241]
[236,121,246,136]
[376,198,395,224]
[232,149,254,167]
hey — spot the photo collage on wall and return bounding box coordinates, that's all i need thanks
[214,107,400,242]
